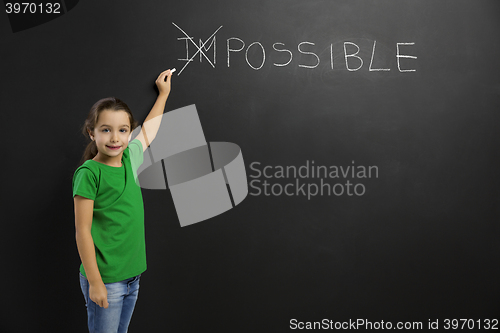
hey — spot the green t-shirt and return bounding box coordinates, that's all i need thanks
[72,139,146,283]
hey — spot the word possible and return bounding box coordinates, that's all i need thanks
[173,23,417,75]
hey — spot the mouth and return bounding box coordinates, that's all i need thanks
[106,145,121,150]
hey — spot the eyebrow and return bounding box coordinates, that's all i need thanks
[99,124,130,128]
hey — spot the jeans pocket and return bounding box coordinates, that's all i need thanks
[128,274,141,294]
[127,274,141,284]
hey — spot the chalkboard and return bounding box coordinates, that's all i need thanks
[1,0,499,332]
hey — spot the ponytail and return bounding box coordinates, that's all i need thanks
[80,140,98,166]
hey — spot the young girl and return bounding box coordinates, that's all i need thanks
[73,69,173,333]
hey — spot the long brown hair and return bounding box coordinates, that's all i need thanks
[79,97,139,165]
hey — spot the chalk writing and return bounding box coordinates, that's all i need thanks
[298,42,320,69]
[172,22,222,75]
[396,43,417,72]
[173,23,417,75]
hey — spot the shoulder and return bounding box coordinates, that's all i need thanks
[126,139,144,167]
[73,160,100,199]
[73,160,100,182]
[127,139,143,155]
[74,159,99,174]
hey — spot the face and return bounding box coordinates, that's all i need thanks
[91,109,132,161]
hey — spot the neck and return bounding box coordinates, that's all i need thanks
[93,152,123,167]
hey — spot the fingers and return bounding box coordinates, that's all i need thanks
[92,297,100,306]
[93,297,108,308]
[89,289,108,308]
[156,69,169,80]
[156,69,173,83]
[163,70,172,81]
[165,71,172,82]
[155,69,173,96]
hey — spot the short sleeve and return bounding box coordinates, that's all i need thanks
[72,167,98,200]
[128,138,144,173]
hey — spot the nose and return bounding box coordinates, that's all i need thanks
[111,131,119,142]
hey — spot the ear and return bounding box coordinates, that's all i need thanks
[88,130,94,140]
[128,133,132,142]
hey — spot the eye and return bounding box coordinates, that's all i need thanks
[120,129,128,133]
[102,128,109,132]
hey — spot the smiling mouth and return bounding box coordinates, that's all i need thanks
[106,145,121,150]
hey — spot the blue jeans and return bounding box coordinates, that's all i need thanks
[79,272,141,333]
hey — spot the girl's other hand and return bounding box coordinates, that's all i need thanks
[156,69,173,97]
[89,281,109,308]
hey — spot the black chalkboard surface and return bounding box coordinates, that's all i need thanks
[1,0,499,332]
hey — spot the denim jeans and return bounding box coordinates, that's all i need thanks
[79,272,141,333]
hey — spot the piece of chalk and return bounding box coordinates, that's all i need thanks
[171,68,176,73]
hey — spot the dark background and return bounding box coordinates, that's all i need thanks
[1,0,499,332]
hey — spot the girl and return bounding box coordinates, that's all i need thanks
[72,69,173,333]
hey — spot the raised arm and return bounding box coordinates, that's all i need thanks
[74,195,109,308]
[135,69,173,152]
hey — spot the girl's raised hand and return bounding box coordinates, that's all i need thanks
[155,69,173,97]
